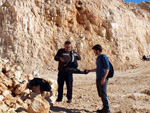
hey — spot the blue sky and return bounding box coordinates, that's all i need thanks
[124,0,150,3]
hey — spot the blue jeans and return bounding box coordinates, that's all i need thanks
[96,78,109,110]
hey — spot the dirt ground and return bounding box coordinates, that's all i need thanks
[41,61,150,113]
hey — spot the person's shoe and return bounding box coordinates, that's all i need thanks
[67,99,72,103]
[97,109,110,113]
[56,99,62,102]
[97,109,102,113]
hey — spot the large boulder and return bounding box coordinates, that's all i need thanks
[27,94,50,113]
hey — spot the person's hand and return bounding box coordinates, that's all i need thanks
[101,78,105,85]
[60,57,65,62]
[84,69,88,74]
[74,53,78,56]
[84,69,89,74]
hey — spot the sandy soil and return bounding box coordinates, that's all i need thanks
[41,62,150,113]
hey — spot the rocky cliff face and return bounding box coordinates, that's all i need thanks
[0,0,150,73]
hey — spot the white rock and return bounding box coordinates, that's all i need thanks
[2,90,11,97]
[14,71,23,82]
[32,70,40,78]
[0,95,4,101]
[0,101,8,112]
[27,94,50,113]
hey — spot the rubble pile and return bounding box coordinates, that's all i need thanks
[0,58,57,113]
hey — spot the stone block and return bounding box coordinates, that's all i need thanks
[27,94,50,113]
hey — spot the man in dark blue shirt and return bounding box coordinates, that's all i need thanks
[54,41,81,103]
[88,44,110,113]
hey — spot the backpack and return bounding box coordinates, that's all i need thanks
[101,55,114,79]
[107,62,114,78]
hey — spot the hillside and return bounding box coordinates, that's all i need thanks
[0,0,150,73]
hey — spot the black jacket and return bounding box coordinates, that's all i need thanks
[54,49,81,71]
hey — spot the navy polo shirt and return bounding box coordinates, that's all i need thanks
[96,54,110,79]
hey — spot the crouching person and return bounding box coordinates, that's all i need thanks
[27,78,51,95]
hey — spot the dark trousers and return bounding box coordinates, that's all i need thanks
[57,71,73,100]
[96,78,110,110]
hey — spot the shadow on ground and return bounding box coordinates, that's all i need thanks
[50,106,93,113]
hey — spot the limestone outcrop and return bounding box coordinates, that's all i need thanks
[0,0,150,72]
